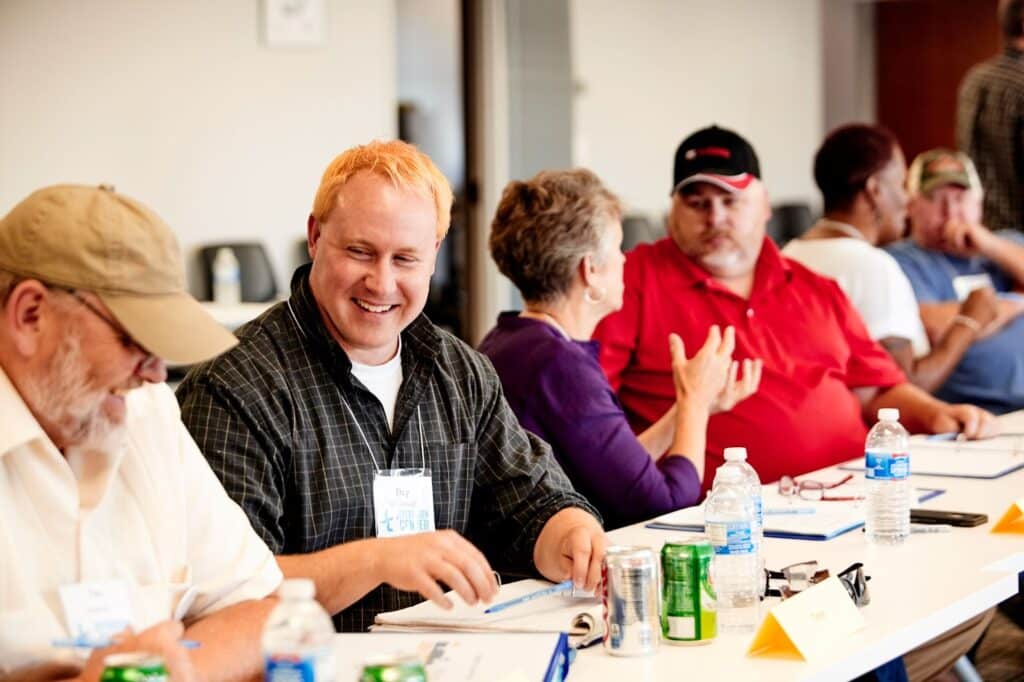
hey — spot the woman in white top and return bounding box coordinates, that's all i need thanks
[783,123,995,393]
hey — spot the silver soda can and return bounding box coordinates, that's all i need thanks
[602,545,660,656]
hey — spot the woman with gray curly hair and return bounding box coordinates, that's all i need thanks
[479,169,761,528]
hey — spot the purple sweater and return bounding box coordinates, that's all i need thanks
[478,313,701,529]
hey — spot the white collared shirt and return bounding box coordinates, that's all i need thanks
[0,368,282,673]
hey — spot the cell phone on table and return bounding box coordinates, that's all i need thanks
[909,509,988,527]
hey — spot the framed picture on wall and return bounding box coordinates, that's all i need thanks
[262,0,325,48]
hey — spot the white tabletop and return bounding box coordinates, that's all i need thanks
[349,412,1024,681]
[569,420,1024,680]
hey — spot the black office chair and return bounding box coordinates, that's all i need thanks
[295,237,311,269]
[621,214,665,252]
[766,203,815,247]
[198,242,278,302]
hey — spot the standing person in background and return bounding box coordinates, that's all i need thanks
[957,0,1024,234]
[784,124,1001,395]
[480,169,761,528]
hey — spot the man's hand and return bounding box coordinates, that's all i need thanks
[533,507,607,593]
[978,296,1024,339]
[371,530,499,609]
[958,286,998,332]
[77,622,195,682]
[941,220,994,258]
[927,403,999,440]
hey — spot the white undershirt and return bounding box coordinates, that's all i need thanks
[350,339,404,430]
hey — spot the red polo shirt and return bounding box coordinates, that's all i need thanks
[594,237,906,492]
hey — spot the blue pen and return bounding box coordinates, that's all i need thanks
[52,637,201,649]
[484,580,575,614]
[764,507,816,516]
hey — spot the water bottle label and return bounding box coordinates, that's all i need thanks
[865,451,909,480]
[705,521,754,555]
[266,655,315,682]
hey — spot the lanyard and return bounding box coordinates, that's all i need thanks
[287,300,427,472]
[339,387,427,472]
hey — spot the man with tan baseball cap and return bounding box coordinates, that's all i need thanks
[0,183,237,365]
[0,185,281,681]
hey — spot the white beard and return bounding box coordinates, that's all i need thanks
[20,329,124,450]
[700,247,745,273]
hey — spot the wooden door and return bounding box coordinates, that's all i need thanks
[876,0,1000,160]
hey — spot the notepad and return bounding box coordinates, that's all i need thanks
[646,486,944,541]
[840,436,1024,479]
[334,632,573,682]
[372,579,603,640]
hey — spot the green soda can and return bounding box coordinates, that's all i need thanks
[100,653,168,682]
[661,537,717,644]
[359,655,428,682]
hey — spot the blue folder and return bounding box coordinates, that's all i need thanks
[645,488,945,541]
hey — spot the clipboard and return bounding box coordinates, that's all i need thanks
[646,488,944,541]
[372,579,602,644]
[840,437,1024,479]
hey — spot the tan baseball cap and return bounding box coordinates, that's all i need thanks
[0,184,238,364]
[907,148,983,196]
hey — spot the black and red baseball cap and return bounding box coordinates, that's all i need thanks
[672,125,761,195]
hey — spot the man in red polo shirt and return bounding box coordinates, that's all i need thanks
[594,125,996,491]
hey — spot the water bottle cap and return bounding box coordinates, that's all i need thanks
[277,578,316,600]
[877,408,900,422]
[723,446,747,461]
[214,246,238,265]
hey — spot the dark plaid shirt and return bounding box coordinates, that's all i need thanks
[176,265,598,632]
[958,46,1024,233]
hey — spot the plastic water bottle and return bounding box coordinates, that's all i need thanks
[705,455,760,632]
[865,408,911,545]
[212,246,241,304]
[714,447,764,594]
[263,578,337,681]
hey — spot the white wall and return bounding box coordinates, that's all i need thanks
[570,0,824,221]
[0,0,396,296]
[823,0,876,134]
[397,0,464,191]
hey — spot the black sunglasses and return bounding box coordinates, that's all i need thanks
[764,560,870,607]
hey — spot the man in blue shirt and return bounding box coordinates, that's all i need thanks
[887,149,1024,413]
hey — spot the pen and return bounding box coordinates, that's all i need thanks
[927,431,1024,441]
[910,523,953,534]
[484,580,575,614]
[52,637,201,650]
[764,507,816,516]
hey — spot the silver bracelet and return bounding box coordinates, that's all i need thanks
[952,314,981,333]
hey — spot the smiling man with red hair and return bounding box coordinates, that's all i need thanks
[178,140,606,633]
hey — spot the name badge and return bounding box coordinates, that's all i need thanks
[952,273,993,301]
[59,580,134,641]
[373,468,436,538]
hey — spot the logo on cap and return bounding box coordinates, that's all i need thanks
[685,146,733,161]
